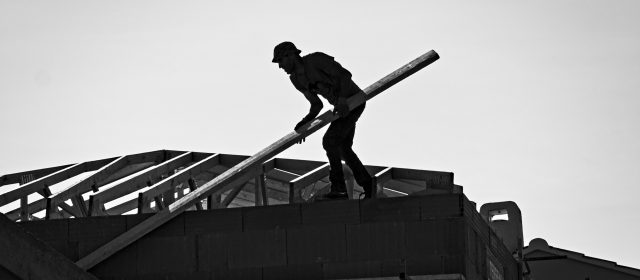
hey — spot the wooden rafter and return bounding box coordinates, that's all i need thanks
[93,152,195,206]
[0,164,74,188]
[0,157,119,208]
[46,150,175,216]
[3,152,185,221]
[105,154,221,215]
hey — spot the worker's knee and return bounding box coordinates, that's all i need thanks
[322,136,341,151]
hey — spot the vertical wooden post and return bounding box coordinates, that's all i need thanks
[88,196,106,217]
[175,184,185,199]
[137,193,150,214]
[20,197,29,221]
[42,185,52,197]
[153,196,164,211]
[187,178,203,211]
[19,174,35,221]
[207,194,221,210]
[254,175,267,206]
[288,183,303,204]
[162,188,175,205]
[45,197,60,220]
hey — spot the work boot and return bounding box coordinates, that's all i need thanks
[316,183,349,200]
[318,191,348,200]
[359,191,374,200]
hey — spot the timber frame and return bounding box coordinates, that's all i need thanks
[1,150,457,220]
[1,49,441,271]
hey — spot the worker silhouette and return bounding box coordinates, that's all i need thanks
[272,41,374,200]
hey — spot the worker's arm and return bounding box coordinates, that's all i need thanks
[295,91,323,131]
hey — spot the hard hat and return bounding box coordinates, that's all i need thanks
[272,41,301,63]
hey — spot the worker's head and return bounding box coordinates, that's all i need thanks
[272,41,301,74]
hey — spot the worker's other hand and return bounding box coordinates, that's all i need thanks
[333,98,349,117]
[294,118,310,132]
[295,117,311,144]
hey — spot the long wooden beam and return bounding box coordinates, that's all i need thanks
[76,50,439,270]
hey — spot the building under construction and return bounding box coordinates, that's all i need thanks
[2,50,638,280]
[0,149,522,280]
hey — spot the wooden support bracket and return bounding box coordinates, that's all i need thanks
[72,195,89,217]
[220,181,250,208]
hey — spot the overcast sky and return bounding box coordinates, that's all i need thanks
[1,0,639,270]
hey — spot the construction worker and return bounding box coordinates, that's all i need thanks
[272,41,374,200]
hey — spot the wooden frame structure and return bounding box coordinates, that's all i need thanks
[0,49,441,271]
[1,152,456,219]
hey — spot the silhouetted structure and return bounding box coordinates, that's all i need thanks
[523,238,640,280]
[1,150,521,279]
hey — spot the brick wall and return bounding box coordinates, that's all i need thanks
[17,194,518,280]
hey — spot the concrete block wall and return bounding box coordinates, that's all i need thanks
[17,194,519,280]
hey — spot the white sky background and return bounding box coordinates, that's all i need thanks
[1,0,639,269]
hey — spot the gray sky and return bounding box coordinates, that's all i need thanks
[2,0,639,269]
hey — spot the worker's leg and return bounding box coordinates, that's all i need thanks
[341,131,373,196]
[323,103,369,197]
[339,105,373,196]
[323,119,349,193]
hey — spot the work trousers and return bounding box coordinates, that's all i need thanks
[322,103,373,194]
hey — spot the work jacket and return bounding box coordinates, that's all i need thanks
[290,52,363,120]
